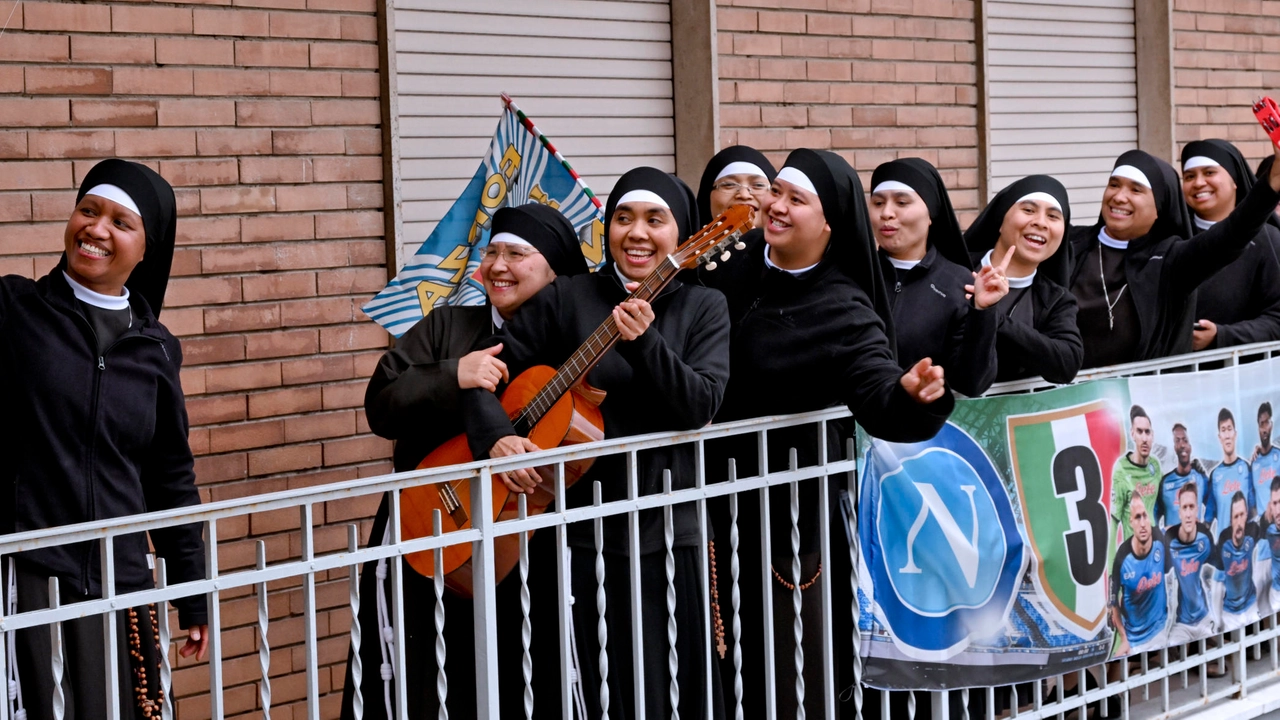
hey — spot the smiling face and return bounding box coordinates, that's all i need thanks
[1174,427,1192,467]
[63,194,146,297]
[993,198,1064,275]
[608,201,679,282]
[870,190,931,261]
[1101,176,1158,240]
[1182,165,1236,223]
[761,178,831,269]
[709,172,771,228]
[479,242,556,320]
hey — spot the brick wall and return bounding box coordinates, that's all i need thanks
[715,0,982,221]
[1173,0,1280,166]
[0,1,389,716]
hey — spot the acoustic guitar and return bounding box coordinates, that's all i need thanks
[400,204,754,596]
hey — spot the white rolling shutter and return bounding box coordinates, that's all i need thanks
[393,0,676,264]
[986,0,1138,221]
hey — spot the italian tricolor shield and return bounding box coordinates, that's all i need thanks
[1008,400,1124,638]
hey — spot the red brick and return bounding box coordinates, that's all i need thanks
[276,184,346,212]
[201,245,278,273]
[0,1,20,29]
[111,5,193,34]
[176,216,240,246]
[205,304,282,333]
[343,128,381,155]
[0,162,72,192]
[284,410,355,442]
[0,131,27,158]
[274,242,348,270]
[209,420,285,453]
[281,354,353,384]
[317,267,386,296]
[206,361,282,393]
[249,444,323,476]
[269,70,343,97]
[272,129,345,155]
[164,308,204,337]
[242,271,317,301]
[346,183,383,208]
[3,33,69,63]
[245,328,319,359]
[0,194,32,223]
[319,324,386,353]
[238,156,310,184]
[323,435,391,466]
[321,379,369,410]
[341,71,380,99]
[311,156,380,183]
[157,99,236,128]
[268,11,340,39]
[248,386,323,418]
[30,190,77,221]
[194,453,248,484]
[192,69,271,97]
[167,276,242,307]
[241,214,315,242]
[170,248,201,277]
[23,1,107,31]
[347,239,384,266]
[234,40,309,67]
[196,128,272,156]
[309,42,378,70]
[70,100,156,127]
[27,131,114,159]
[70,35,155,64]
[156,37,235,66]
[201,186,277,214]
[310,99,379,125]
[193,8,270,36]
[339,14,378,41]
[0,256,35,277]
[184,328,248,363]
[0,67,21,94]
[114,129,197,158]
[113,67,194,96]
[25,67,111,95]
[236,100,311,127]
[0,98,70,128]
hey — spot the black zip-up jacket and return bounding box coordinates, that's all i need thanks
[880,245,999,397]
[0,270,206,627]
[1193,222,1280,348]
[1068,179,1280,363]
[992,274,1083,384]
[461,271,731,555]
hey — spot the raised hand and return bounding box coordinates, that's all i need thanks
[457,343,509,391]
[900,357,947,404]
[965,245,1014,310]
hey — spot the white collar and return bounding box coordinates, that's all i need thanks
[886,256,920,270]
[1097,227,1128,250]
[763,243,819,275]
[491,304,505,330]
[980,250,1035,288]
[63,271,130,311]
[1193,214,1216,231]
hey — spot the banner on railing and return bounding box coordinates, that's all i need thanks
[856,357,1280,690]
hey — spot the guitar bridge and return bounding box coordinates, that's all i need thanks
[436,483,469,527]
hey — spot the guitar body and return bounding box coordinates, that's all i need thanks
[400,365,605,597]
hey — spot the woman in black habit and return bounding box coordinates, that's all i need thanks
[1179,139,1280,350]
[341,203,588,719]
[869,158,1005,397]
[461,167,731,719]
[2,159,207,719]
[963,175,1084,383]
[700,148,953,718]
[696,144,777,231]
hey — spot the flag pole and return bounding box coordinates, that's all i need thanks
[501,92,604,210]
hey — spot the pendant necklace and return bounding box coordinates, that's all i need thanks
[1099,243,1128,331]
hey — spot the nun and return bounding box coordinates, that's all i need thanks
[963,175,1084,383]
[461,168,730,719]
[343,202,589,719]
[700,148,953,718]
[1179,139,1280,349]
[870,157,1005,397]
[696,144,777,230]
[1,159,206,719]
[1067,143,1280,369]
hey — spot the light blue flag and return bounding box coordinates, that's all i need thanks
[363,97,605,337]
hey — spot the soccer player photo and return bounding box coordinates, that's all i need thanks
[1164,483,1217,645]
[1208,408,1254,536]
[1263,478,1280,615]
[1252,402,1280,525]
[1211,491,1266,632]
[1155,423,1209,530]
[1113,405,1162,544]
[1110,496,1174,656]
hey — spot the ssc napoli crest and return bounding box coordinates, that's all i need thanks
[860,422,1026,660]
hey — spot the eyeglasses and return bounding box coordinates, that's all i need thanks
[712,180,770,194]
[480,245,542,264]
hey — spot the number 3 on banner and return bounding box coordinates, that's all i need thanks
[1052,446,1110,587]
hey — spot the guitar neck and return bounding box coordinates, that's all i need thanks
[513,259,679,435]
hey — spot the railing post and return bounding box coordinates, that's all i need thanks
[472,466,500,715]
[206,519,223,720]
[299,505,320,720]
[100,536,121,720]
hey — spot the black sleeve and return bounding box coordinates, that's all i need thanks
[1210,529,1231,569]
[945,302,999,397]
[141,335,207,629]
[460,282,566,458]
[1168,180,1280,291]
[836,299,954,443]
[1111,544,1128,606]
[364,311,464,440]
[995,288,1084,384]
[1154,475,1168,527]
[1213,226,1280,348]
[614,289,730,428]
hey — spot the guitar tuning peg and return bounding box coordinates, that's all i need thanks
[720,251,731,261]
[705,261,717,271]
[735,242,746,250]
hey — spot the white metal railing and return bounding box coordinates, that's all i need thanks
[4,340,1280,720]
